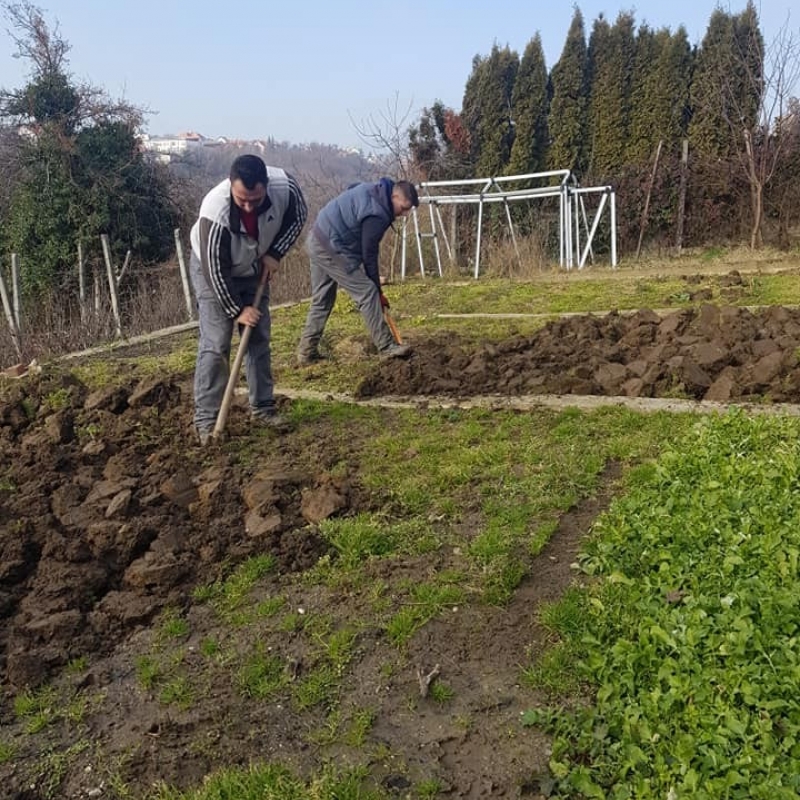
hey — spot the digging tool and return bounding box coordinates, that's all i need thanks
[384,310,403,344]
[213,266,269,439]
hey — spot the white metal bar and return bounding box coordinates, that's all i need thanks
[419,187,565,204]
[401,216,408,279]
[433,202,453,262]
[610,190,618,267]
[11,253,20,330]
[412,208,426,278]
[428,201,443,277]
[579,192,608,269]
[503,200,520,265]
[474,196,484,279]
[577,194,593,269]
[418,169,570,190]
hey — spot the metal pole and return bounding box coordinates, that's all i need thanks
[503,199,521,267]
[474,195,484,279]
[78,241,87,324]
[434,202,453,263]
[610,189,618,268]
[412,208,426,277]
[401,216,408,280]
[559,188,565,268]
[428,201,443,277]
[579,193,608,269]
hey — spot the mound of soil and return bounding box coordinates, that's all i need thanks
[358,304,800,404]
[0,373,339,690]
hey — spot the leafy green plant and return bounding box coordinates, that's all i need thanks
[320,514,400,568]
[525,412,800,797]
[193,554,276,621]
[65,656,88,674]
[158,607,190,640]
[415,778,444,799]
[135,656,161,690]
[385,582,464,647]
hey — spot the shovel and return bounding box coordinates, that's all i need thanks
[384,310,403,344]
[213,266,269,439]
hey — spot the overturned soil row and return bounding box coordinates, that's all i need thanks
[358,304,800,405]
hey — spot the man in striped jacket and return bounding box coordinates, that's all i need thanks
[190,154,307,444]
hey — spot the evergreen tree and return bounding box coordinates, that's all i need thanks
[408,101,471,180]
[688,9,739,160]
[586,11,636,178]
[627,25,693,163]
[461,44,519,177]
[731,1,764,133]
[547,8,589,176]
[507,34,550,176]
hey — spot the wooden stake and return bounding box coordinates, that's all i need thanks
[636,140,663,261]
[11,253,21,331]
[101,234,123,337]
[0,259,22,361]
[675,139,689,256]
[174,228,194,321]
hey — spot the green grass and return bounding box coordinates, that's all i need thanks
[14,686,59,734]
[523,411,800,798]
[149,762,386,800]
[192,554,277,622]
[0,739,16,763]
[237,647,287,699]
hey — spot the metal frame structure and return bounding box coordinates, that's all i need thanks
[400,170,617,279]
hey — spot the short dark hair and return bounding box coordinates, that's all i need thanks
[394,180,419,208]
[230,154,267,189]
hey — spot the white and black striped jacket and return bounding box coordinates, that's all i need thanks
[190,168,307,318]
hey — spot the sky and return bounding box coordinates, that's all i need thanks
[0,1,796,149]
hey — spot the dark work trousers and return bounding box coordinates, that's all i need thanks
[190,253,275,432]
[297,233,394,356]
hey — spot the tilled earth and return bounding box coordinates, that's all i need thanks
[3,298,800,799]
[358,303,800,404]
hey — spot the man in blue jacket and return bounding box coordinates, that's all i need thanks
[296,178,418,364]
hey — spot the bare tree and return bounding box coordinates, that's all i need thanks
[0,1,145,131]
[3,0,68,75]
[348,93,420,179]
[729,12,800,248]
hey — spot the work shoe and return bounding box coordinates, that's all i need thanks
[296,350,327,366]
[251,411,292,433]
[197,428,213,446]
[379,343,412,360]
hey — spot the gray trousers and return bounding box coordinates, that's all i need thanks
[190,254,275,431]
[298,233,394,355]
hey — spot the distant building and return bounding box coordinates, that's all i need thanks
[140,131,207,162]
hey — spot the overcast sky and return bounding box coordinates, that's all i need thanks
[0,1,795,148]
